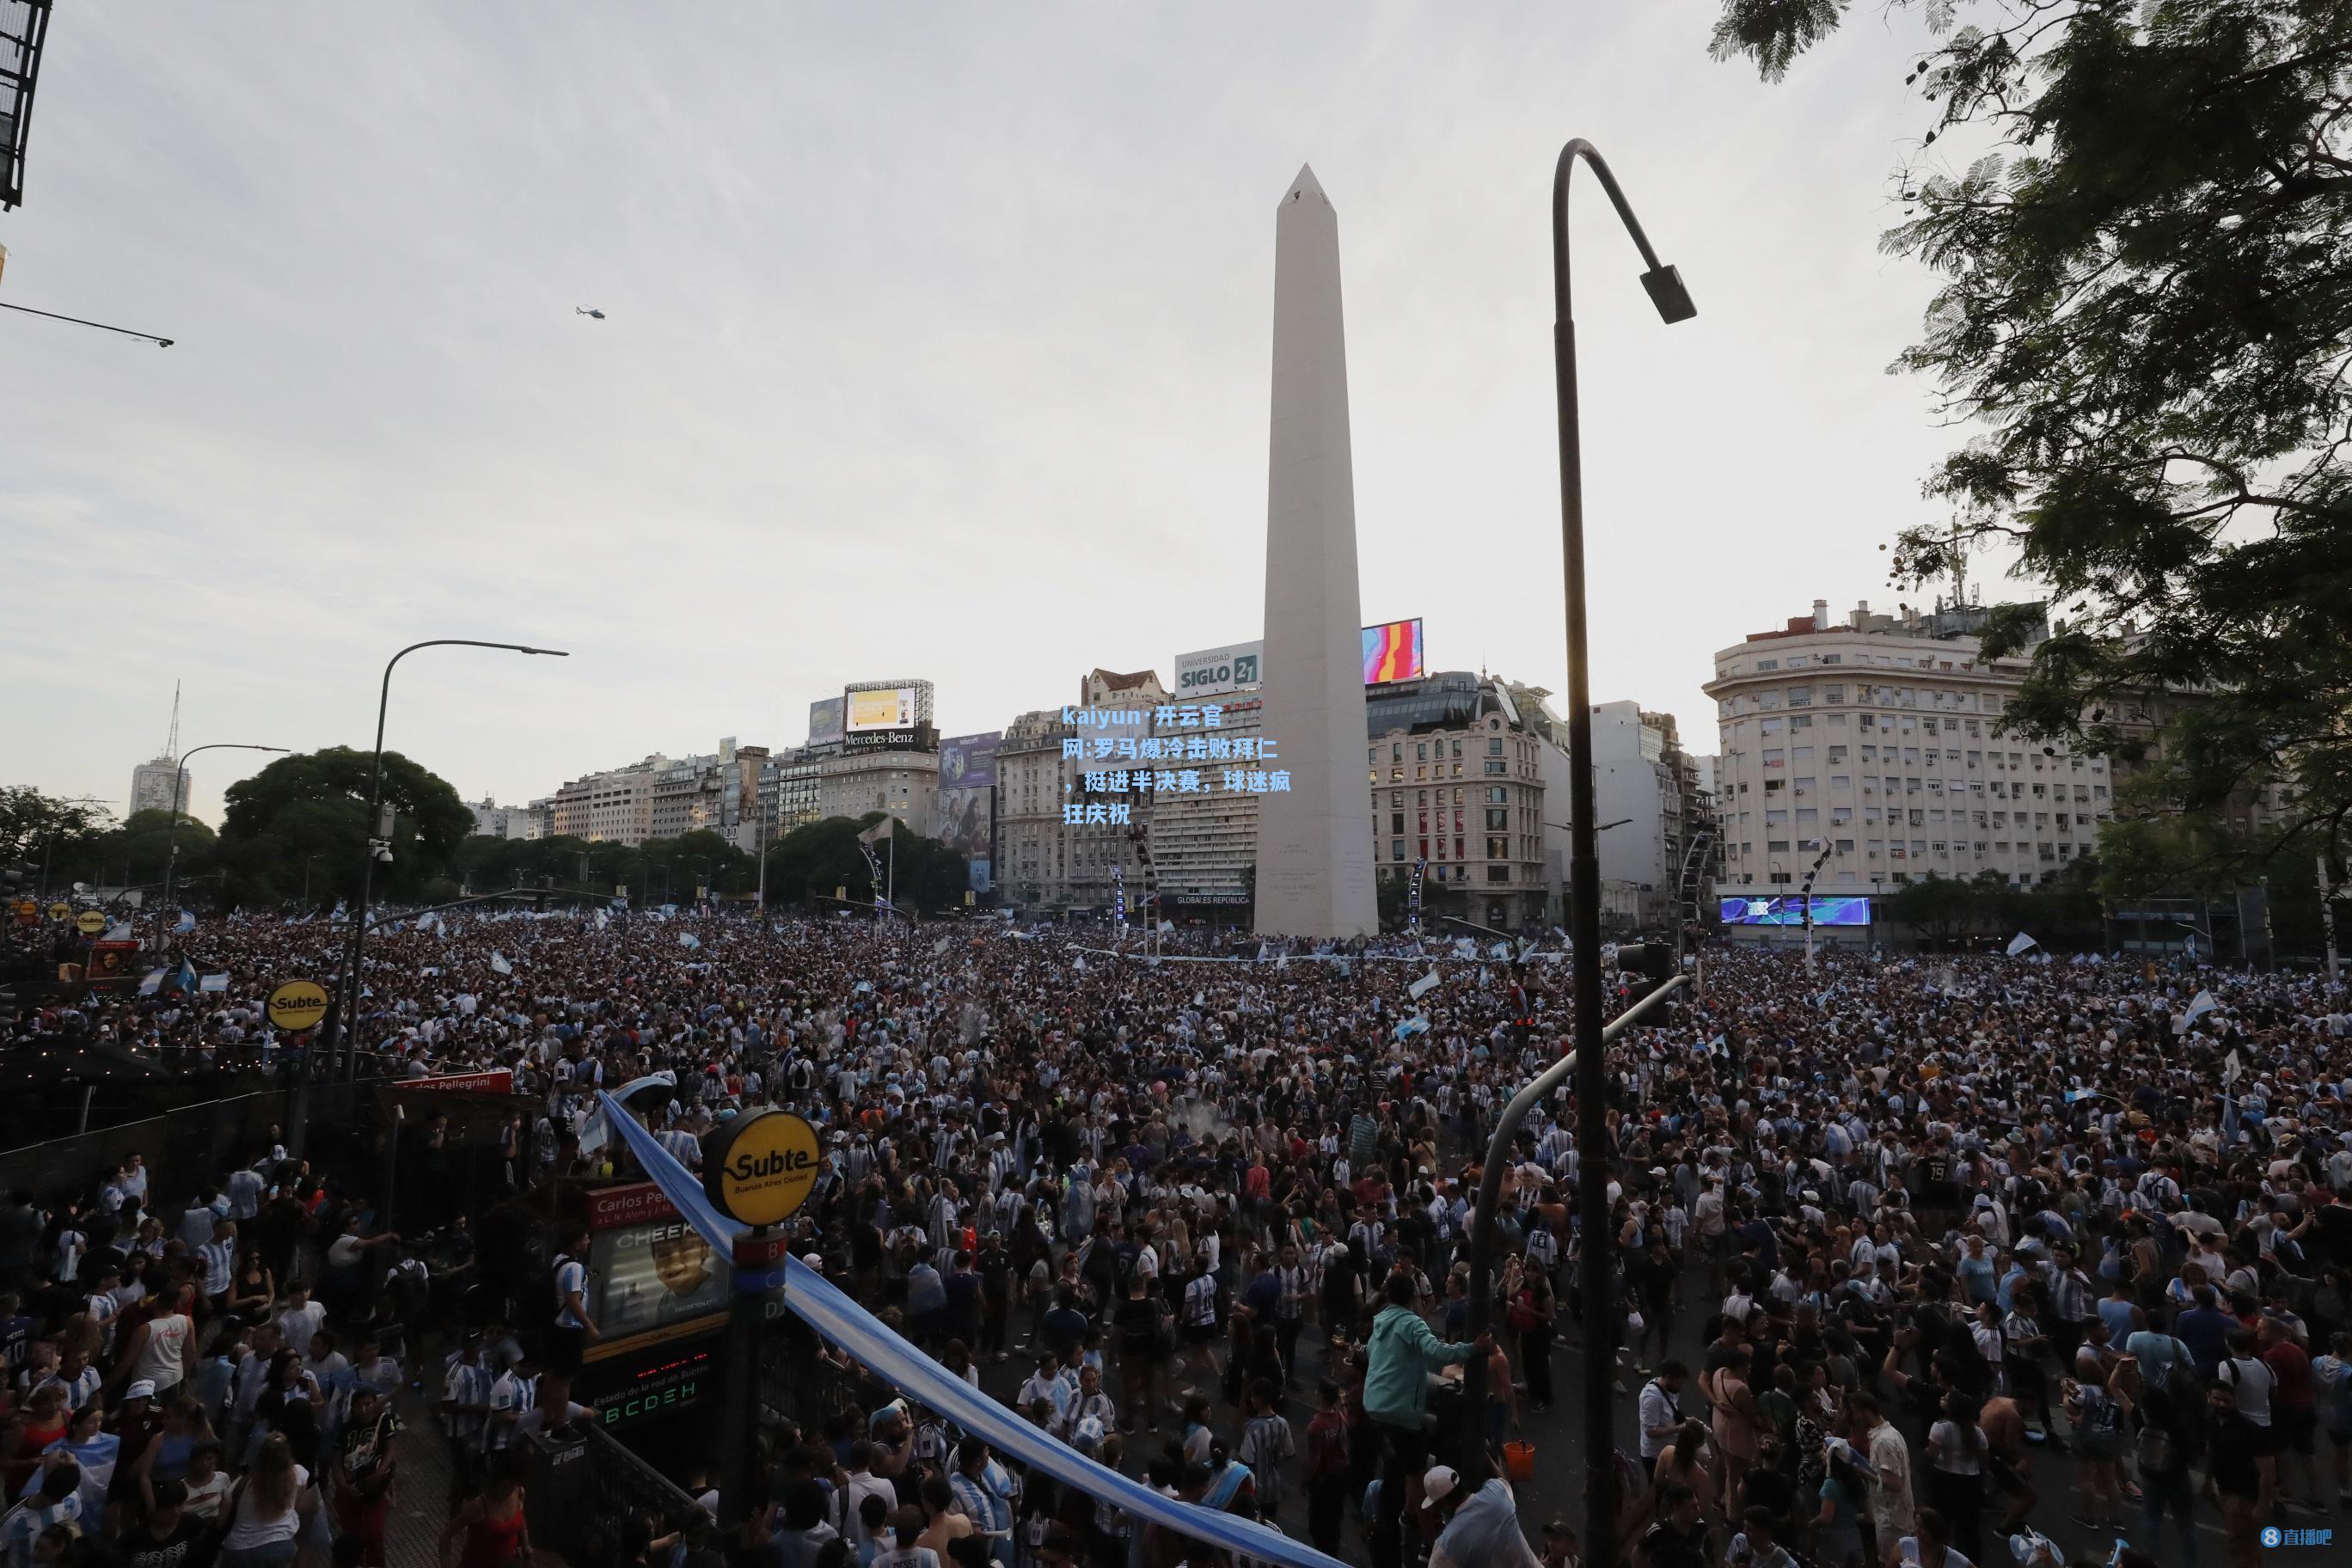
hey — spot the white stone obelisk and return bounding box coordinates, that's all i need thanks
[1253,164,1378,939]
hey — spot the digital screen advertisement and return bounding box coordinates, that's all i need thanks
[806,696,844,748]
[845,685,918,732]
[1362,619,1425,685]
[1719,895,1873,928]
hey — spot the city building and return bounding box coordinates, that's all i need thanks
[129,756,187,818]
[464,798,543,840]
[1589,701,1703,930]
[1365,672,1549,932]
[1705,597,2114,907]
[549,756,669,846]
[757,749,828,840]
[818,750,940,838]
[1148,695,1263,920]
[996,670,1170,914]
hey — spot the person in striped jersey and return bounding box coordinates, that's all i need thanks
[195,1221,237,1317]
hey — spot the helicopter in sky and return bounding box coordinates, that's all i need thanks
[575,307,605,319]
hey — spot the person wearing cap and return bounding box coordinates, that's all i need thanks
[1420,1460,1540,1568]
[1538,1518,1578,1568]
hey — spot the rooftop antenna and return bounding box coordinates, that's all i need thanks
[1947,519,1969,609]
[162,680,181,758]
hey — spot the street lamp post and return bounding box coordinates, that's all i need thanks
[161,744,288,922]
[334,640,568,1085]
[1469,138,1691,1568]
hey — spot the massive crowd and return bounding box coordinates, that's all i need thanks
[3,904,2350,1568]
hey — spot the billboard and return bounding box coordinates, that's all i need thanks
[940,732,1000,791]
[1174,640,1263,700]
[1718,895,1872,928]
[846,685,918,732]
[1363,619,1425,685]
[581,1183,729,1361]
[940,732,1001,892]
[807,697,845,748]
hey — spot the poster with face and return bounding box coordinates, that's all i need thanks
[584,1185,730,1346]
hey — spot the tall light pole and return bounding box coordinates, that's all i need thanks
[334,640,568,1084]
[1473,138,1690,1568]
[160,744,287,921]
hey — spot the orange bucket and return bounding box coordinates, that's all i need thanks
[1504,1439,1537,1482]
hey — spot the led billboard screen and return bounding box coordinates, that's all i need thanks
[845,685,917,732]
[1719,895,1872,928]
[807,697,844,748]
[1363,619,1425,685]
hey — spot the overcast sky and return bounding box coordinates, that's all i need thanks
[3,3,1994,826]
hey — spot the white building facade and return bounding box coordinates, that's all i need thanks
[1704,598,2113,894]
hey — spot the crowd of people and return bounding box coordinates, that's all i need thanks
[3,903,2350,1568]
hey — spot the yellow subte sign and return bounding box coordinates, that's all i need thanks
[701,1110,821,1228]
[266,980,331,1032]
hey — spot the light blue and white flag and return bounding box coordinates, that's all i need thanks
[678,932,701,949]
[175,910,195,934]
[2187,989,2219,1021]
[1408,970,1442,1001]
[578,1070,678,1158]
[199,972,230,993]
[489,951,512,975]
[138,969,167,996]
[2006,931,2037,957]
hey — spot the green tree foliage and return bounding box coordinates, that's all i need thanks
[760,816,971,915]
[1882,863,2107,948]
[0,787,114,868]
[218,748,471,905]
[101,810,218,893]
[1715,0,2352,889]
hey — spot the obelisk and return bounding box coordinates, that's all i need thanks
[1253,164,1378,939]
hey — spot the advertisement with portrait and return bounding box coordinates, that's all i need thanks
[939,732,1000,891]
[807,697,845,748]
[580,1182,729,1361]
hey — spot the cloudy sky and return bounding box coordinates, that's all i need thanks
[3,3,1992,826]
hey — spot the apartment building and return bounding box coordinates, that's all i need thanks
[1704,597,2113,892]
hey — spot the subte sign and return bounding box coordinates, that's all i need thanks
[266,979,331,1032]
[700,1111,820,1228]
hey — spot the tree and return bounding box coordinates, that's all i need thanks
[99,810,218,894]
[1885,871,1994,947]
[0,787,113,870]
[762,817,880,910]
[1713,0,2352,886]
[217,748,472,905]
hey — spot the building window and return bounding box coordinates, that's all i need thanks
[1485,807,1508,830]
[1393,839,1406,861]
[1485,761,1506,775]
[1486,836,1508,860]
[1488,738,1504,756]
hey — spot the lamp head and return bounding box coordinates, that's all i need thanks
[1640,265,1696,325]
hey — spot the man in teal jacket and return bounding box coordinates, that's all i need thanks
[1364,1271,1490,1568]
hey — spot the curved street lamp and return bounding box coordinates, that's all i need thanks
[334,640,569,1083]
[1461,140,1693,1568]
[161,744,289,917]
